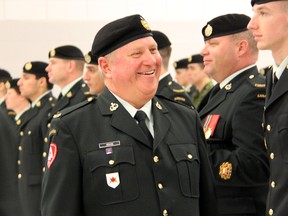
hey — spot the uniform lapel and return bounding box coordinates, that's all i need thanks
[266,68,288,108]
[152,98,170,150]
[98,88,152,148]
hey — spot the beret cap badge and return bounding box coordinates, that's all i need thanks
[84,54,91,64]
[50,49,56,57]
[204,24,213,37]
[5,81,11,89]
[25,62,32,71]
[140,18,151,31]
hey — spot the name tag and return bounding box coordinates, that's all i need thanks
[99,140,120,149]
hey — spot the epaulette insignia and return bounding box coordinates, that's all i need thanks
[174,97,185,102]
[156,101,162,110]
[257,94,266,99]
[172,89,185,93]
[49,129,57,136]
[84,91,91,95]
[225,83,232,90]
[110,102,119,111]
[66,91,73,98]
[16,119,21,125]
[53,112,62,119]
[219,162,232,180]
[36,101,41,107]
[255,83,265,88]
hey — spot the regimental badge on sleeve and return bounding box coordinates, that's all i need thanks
[47,142,58,169]
[203,114,220,139]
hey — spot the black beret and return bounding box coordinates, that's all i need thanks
[202,13,251,41]
[5,78,20,93]
[84,51,98,65]
[188,54,203,64]
[173,58,189,69]
[0,69,12,81]
[251,0,281,6]
[91,14,152,57]
[152,30,172,50]
[49,45,84,60]
[23,61,48,77]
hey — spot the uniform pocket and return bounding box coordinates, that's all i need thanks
[168,143,200,198]
[278,113,288,162]
[87,145,139,205]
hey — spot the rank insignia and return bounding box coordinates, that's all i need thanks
[203,114,220,139]
[106,172,120,189]
[219,162,232,180]
[47,142,58,169]
[110,102,119,111]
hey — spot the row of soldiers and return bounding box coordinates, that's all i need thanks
[1,0,287,215]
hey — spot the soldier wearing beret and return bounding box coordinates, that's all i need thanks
[248,1,288,215]
[16,61,55,216]
[0,108,22,215]
[42,14,216,216]
[5,78,31,129]
[173,57,197,96]
[198,13,269,216]
[152,30,194,108]
[46,45,90,122]
[0,68,15,118]
[186,54,214,108]
[83,51,105,96]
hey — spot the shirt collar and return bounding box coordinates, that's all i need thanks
[219,64,255,89]
[273,56,288,79]
[61,77,82,96]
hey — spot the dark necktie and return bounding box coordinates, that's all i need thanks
[134,110,154,145]
[272,72,278,90]
[208,84,220,101]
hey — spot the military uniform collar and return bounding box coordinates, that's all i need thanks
[61,76,82,96]
[159,71,170,81]
[273,55,288,80]
[15,105,31,121]
[31,90,51,108]
[219,64,255,89]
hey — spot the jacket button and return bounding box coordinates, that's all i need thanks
[270,153,275,160]
[269,209,273,215]
[271,181,276,188]
[109,160,115,165]
[158,183,163,190]
[17,160,21,165]
[18,174,22,179]
[18,146,22,151]
[267,125,271,131]
[187,154,193,159]
[153,156,159,163]
[163,209,168,216]
[43,152,47,158]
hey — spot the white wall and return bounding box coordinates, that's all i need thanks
[0,0,274,82]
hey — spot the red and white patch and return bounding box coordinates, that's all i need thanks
[47,143,58,169]
[106,172,120,189]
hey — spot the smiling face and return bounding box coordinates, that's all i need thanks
[99,36,162,109]
[248,1,288,56]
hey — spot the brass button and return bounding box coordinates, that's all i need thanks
[43,152,47,158]
[18,174,22,179]
[267,125,271,131]
[20,131,24,136]
[28,130,32,135]
[163,209,168,216]
[47,123,51,128]
[109,160,115,165]
[153,156,159,163]
[187,154,193,159]
[270,153,275,160]
[262,123,264,128]
[18,146,22,151]
[269,209,273,215]
[249,74,255,79]
[158,183,163,190]
[271,181,275,188]
[44,137,48,142]
[17,160,21,165]
[43,167,46,172]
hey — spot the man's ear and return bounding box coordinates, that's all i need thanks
[98,57,112,79]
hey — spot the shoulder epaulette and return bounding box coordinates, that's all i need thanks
[247,73,266,88]
[53,96,96,119]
